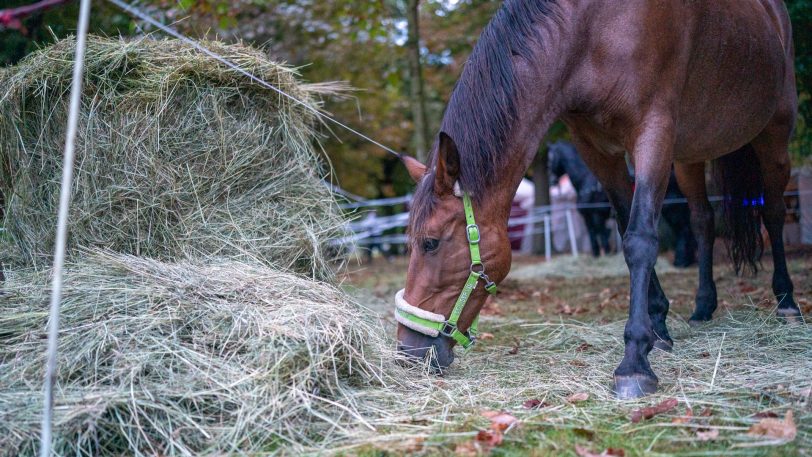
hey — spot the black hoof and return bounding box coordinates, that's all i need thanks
[688,317,711,328]
[776,308,804,325]
[613,374,658,400]
[653,339,673,352]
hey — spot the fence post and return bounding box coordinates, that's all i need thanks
[544,213,551,261]
[565,208,579,258]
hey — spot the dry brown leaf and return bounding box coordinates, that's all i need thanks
[507,338,520,355]
[523,399,549,410]
[575,445,626,457]
[696,429,719,441]
[454,440,480,457]
[630,398,678,423]
[672,406,694,424]
[748,410,797,441]
[481,410,519,432]
[479,332,495,341]
[567,392,590,403]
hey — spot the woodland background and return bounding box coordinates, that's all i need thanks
[2,0,810,201]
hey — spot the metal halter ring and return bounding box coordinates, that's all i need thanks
[470,262,486,275]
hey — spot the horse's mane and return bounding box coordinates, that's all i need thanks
[411,0,555,236]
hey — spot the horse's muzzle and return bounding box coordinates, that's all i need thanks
[397,325,455,372]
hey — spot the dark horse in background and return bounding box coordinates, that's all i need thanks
[548,140,613,257]
[661,173,698,268]
[397,0,800,399]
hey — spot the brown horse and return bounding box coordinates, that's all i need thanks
[396,0,800,399]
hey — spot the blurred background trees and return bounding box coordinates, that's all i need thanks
[2,0,811,199]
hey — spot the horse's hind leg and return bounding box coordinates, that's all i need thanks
[752,125,802,322]
[675,163,718,323]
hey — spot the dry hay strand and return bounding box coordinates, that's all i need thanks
[333,290,812,454]
[0,36,347,280]
[509,253,678,281]
[0,251,390,456]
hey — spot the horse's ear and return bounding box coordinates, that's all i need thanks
[401,155,427,183]
[435,132,460,196]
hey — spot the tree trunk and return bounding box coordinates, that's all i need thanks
[406,0,430,163]
[532,148,551,255]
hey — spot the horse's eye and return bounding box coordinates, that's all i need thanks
[422,238,440,253]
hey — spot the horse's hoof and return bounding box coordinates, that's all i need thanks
[776,308,804,325]
[613,374,658,400]
[653,339,673,352]
[688,318,710,328]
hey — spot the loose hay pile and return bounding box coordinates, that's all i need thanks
[0,252,388,455]
[0,36,346,280]
[0,36,398,456]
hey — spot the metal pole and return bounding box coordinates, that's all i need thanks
[544,214,552,261]
[40,0,92,455]
[565,209,579,258]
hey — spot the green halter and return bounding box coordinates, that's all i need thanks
[395,192,498,349]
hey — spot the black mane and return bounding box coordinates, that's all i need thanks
[411,0,554,235]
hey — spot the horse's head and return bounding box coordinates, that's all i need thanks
[395,133,512,371]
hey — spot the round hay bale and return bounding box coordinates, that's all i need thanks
[0,36,346,280]
[0,251,386,455]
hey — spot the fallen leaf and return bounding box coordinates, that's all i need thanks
[575,445,625,457]
[523,399,548,410]
[699,407,713,417]
[699,351,711,358]
[481,410,519,432]
[573,428,596,440]
[576,342,594,352]
[752,411,779,419]
[569,359,588,368]
[567,392,590,403]
[479,332,495,341]
[507,338,520,355]
[454,441,480,457]
[476,429,503,446]
[748,410,796,441]
[630,398,679,423]
[696,429,719,441]
[672,406,694,424]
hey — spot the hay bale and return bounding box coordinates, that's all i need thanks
[0,36,346,280]
[0,251,386,456]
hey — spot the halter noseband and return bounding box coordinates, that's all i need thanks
[395,192,498,349]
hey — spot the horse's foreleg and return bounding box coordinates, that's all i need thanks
[752,129,802,322]
[675,163,718,323]
[612,124,674,399]
[569,139,674,354]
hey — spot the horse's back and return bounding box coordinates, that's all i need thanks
[567,0,796,162]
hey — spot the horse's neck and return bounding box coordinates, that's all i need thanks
[462,4,574,217]
[562,155,592,193]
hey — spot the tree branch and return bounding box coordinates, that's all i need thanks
[0,0,73,33]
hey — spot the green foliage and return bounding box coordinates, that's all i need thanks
[2,0,811,194]
[787,0,812,161]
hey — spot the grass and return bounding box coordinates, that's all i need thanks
[338,249,812,456]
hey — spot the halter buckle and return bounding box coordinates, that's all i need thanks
[466,224,481,244]
[440,322,458,338]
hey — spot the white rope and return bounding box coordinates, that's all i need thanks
[40,0,92,455]
[106,0,403,159]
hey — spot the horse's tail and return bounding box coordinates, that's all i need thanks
[712,144,764,275]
